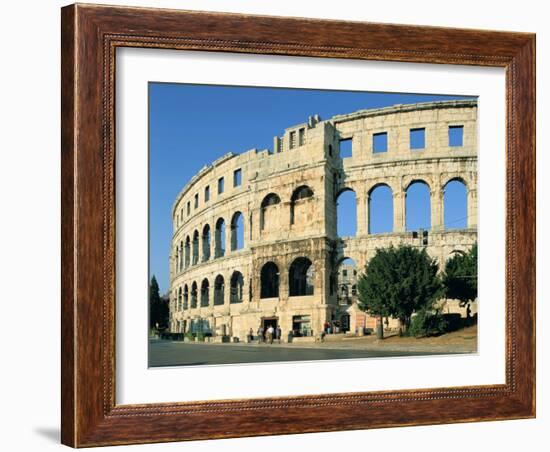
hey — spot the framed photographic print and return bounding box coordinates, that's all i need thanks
[61,3,535,447]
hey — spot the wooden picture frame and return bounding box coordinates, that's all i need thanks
[61,3,535,447]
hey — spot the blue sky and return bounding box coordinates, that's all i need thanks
[149,83,473,294]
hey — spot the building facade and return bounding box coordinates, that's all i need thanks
[168,100,478,341]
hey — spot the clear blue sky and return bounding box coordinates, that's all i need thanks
[149,83,473,294]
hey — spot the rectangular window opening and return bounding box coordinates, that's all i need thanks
[339,138,353,158]
[186,201,190,215]
[289,131,296,149]
[410,128,425,150]
[277,138,283,153]
[204,185,210,202]
[298,128,306,146]
[218,177,224,194]
[373,132,388,153]
[194,193,199,209]
[233,168,242,187]
[448,125,464,147]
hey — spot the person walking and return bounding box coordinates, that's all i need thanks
[275,325,282,343]
[257,325,264,344]
[266,325,274,344]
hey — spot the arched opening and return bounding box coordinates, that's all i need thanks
[444,179,468,229]
[200,278,209,307]
[336,258,357,306]
[190,281,198,308]
[184,236,190,268]
[368,184,393,233]
[183,284,189,309]
[214,275,225,305]
[178,241,183,271]
[260,193,281,231]
[202,224,211,262]
[230,271,244,304]
[289,257,315,296]
[260,261,279,298]
[290,185,314,225]
[336,188,357,237]
[406,180,431,231]
[192,230,199,265]
[230,212,244,251]
[177,286,182,311]
[215,218,226,258]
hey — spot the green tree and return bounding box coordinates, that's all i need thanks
[357,244,443,335]
[149,275,168,329]
[442,243,478,314]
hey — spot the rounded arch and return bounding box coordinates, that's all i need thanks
[183,284,189,309]
[200,278,210,307]
[291,185,314,202]
[444,179,468,229]
[214,274,225,305]
[289,257,315,297]
[201,224,211,262]
[215,218,226,258]
[230,271,244,304]
[442,175,469,190]
[335,257,357,305]
[290,185,314,225]
[230,211,245,251]
[405,180,431,231]
[184,235,191,268]
[190,281,198,308]
[336,188,357,237]
[404,177,432,192]
[260,261,280,299]
[260,193,281,231]
[178,240,184,271]
[192,230,199,265]
[368,183,394,234]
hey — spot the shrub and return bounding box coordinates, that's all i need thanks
[442,313,463,332]
[184,332,195,341]
[196,332,205,342]
[409,310,448,337]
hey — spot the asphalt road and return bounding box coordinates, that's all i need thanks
[148,339,452,367]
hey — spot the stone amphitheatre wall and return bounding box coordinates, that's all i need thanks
[168,99,478,340]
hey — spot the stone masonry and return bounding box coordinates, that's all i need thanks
[168,100,478,341]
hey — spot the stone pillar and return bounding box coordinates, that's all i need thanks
[431,188,444,231]
[468,189,478,228]
[225,217,232,255]
[393,190,406,232]
[356,193,367,236]
[282,201,292,229]
[243,266,251,305]
[224,273,230,306]
[364,193,370,235]
[279,258,289,305]
[210,226,216,260]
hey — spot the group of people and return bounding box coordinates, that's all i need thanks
[323,321,342,335]
[251,325,282,344]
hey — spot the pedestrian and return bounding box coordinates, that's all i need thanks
[267,325,274,344]
[276,325,282,343]
[257,325,264,344]
[248,327,254,342]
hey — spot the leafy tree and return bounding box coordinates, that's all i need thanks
[357,244,443,335]
[442,243,478,314]
[149,275,168,329]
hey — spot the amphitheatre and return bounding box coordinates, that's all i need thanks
[168,99,478,342]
